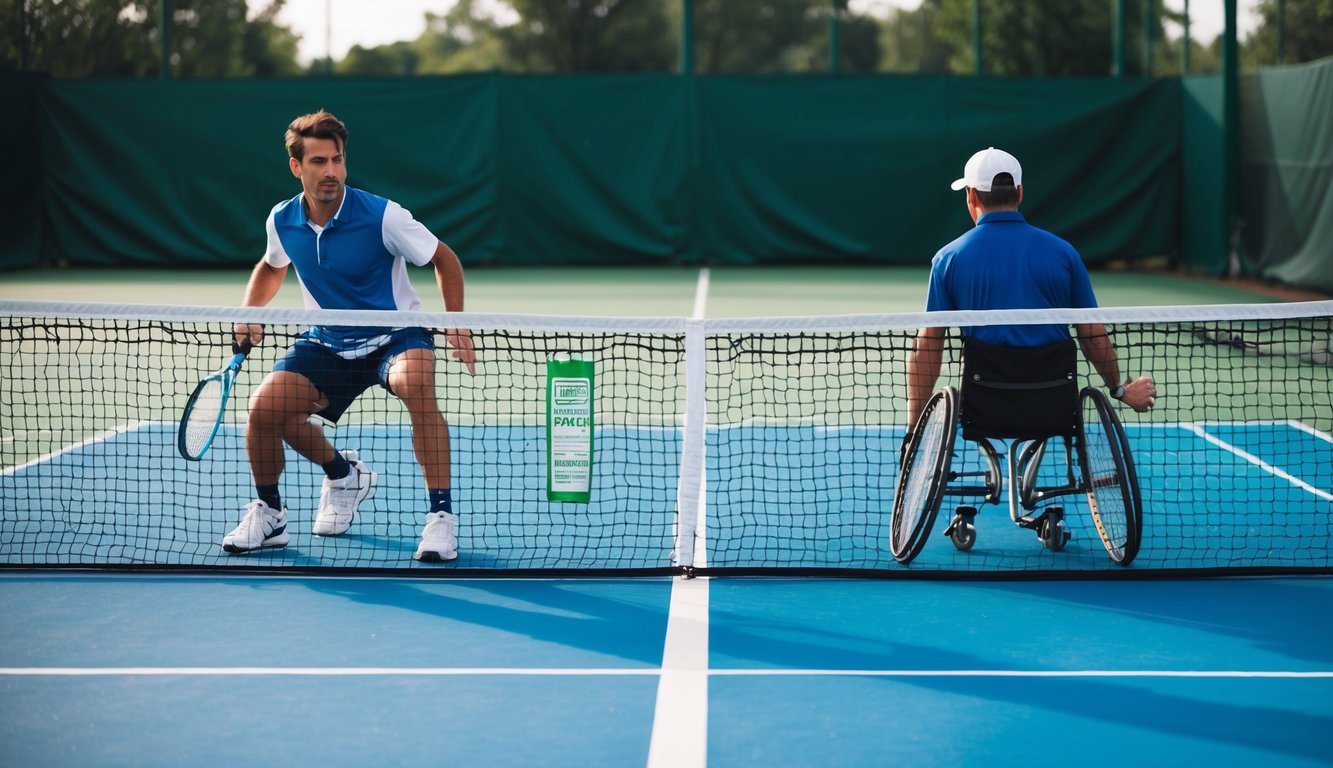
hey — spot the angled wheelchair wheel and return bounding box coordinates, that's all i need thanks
[891,387,958,564]
[1077,388,1143,565]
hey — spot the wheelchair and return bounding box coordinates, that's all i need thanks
[890,337,1143,566]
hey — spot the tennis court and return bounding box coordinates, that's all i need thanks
[2,267,1332,766]
[3,417,1330,572]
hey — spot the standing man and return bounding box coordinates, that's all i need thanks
[906,147,1155,426]
[222,110,476,562]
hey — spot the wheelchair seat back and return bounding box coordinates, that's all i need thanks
[960,337,1079,441]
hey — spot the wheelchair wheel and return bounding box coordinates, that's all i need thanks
[1077,388,1143,565]
[891,388,958,564]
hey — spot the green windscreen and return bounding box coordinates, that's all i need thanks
[15,74,1182,270]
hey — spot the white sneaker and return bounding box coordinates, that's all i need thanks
[314,450,377,536]
[222,501,290,553]
[414,511,458,562]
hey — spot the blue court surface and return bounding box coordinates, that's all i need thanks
[2,574,1332,767]
[4,376,1332,765]
[3,418,1330,571]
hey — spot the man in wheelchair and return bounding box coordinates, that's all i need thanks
[894,147,1156,565]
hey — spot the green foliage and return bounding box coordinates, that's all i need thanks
[2,0,154,76]
[339,42,420,77]
[412,1,507,74]
[878,2,951,73]
[1243,0,1333,66]
[692,0,822,72]
[238,0,301,76]
[498,0,675,72]
[2,0,300,77]
[925,0,1167,77]
[5,0,1326,79]
[365,0,522,75]
[798,10,882,73]
[333,0,881,75]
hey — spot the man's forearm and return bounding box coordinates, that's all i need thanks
[433,243,465,312]
[242,261,284,308]
[1075,322,1121,389]
[906,329,944,427]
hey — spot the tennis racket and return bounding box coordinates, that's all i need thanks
[177,342,250,461]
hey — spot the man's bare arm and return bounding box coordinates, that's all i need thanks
[906,326,946,428]
[1075,322,1156,411]
[432,242,476,375]
[234,260,288,348]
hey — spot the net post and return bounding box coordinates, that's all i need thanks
[675,319,707,570]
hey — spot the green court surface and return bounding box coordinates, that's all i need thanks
[0,265,1314,317]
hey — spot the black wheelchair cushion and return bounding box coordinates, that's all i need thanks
[959,337,1079,440]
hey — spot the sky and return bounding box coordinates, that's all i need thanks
[255,0,1263,66]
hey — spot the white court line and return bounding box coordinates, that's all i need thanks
[692,267,711,321]
[646,268,713,768]
[646,577,711,768]
[0,667,658,676]
[1184,423,1333,502]
[709,669,1333,678]
[0,420,159,475]
[3,666,1327,679]
[1286,418,1333,445]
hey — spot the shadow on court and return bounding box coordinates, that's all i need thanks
[299,577,672,667]
[706,578,1333,764]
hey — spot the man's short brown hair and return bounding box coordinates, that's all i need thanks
[975,172,1019,208]
[285,111,348,162]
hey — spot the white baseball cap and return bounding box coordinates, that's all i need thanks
[950,147,1023,191]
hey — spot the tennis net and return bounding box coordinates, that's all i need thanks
[2,299,1331,576]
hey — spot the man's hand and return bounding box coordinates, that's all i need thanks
[447,328,476,375]
[1116,375,1157,412]
[234,323,263,351]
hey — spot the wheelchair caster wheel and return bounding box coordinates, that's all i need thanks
[943,507,977,552]
[1038,510,1070,552]
[950,521,976,551]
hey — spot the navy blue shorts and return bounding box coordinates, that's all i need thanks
[273,328,434,422]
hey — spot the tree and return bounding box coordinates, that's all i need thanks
[1144,8,1221,76]
[498,0,675,72]
[167,0,258,77]
[239,0,301,77]
[798,9,883,73]
[1,0,301,78]
[923,0,1168,77]
[319,0,885,75]
[339,42,420,76]
[691,0,822,73]
[1243,0,1333,66]
[330,1,508,75]
[413,1,508,74]
[878,2,951,73]
[2,0,154,76]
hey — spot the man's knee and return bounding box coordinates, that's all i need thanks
[249,373,322,426]
[388,351,439,407]
[394,378,440,412]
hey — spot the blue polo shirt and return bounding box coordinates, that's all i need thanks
[925,211,1096,347]
[263,186,439,357]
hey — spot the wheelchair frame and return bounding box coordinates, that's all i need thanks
[890,385,1143,567]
